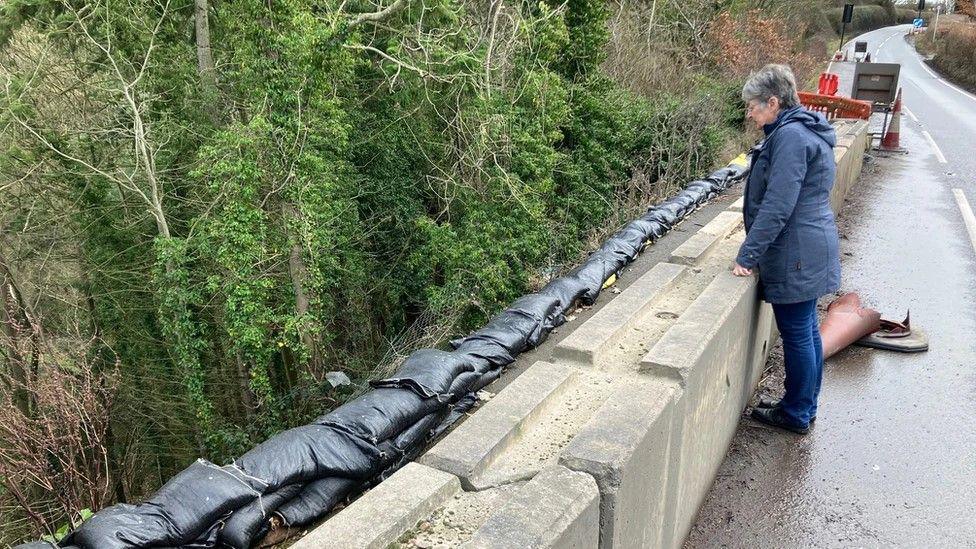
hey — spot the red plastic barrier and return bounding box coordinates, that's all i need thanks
[817,73,839,96]
[798,91,871,120]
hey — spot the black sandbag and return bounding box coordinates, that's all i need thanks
[450,294,563,367]
[515,293,566,330]
[65,459,260,549]
[685,180,716,200]
[219,483,305,549]
[66,507,186,548]
[236,424,382,487]
[642,206,677,229]
[453,294,563,350]
[571,251,624,304]
[685,179,712,191]
[317,386,443,443]
[391,411,446,455]
[674,188,701,205]
[439,367,503,411]
[675,188,702,204]
[596,237,639,264]
[435,392,478,438]
[446,370,482,396]
[538,276,589,314]
[382,392,482,477]
[65,505,163,548]
[371,349,483,399]
[645,220,668,239]
[729,163,748,180]
[184,520,222,548]
[444,367,503,405]
[452,338,515,369]
[615,219,657,249]
[473,368,502,392]
[275,477,360,528]
[445,363,502,397]
[595,236,638,264]
[653,199,685,220]
[661,192,697,220]
[708,166,739,182]
[274,411,446,540]
[14,543,64,549]
[375,410,448,482]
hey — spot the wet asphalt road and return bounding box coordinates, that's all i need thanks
[685,26,976,548]
[868,24,976,188]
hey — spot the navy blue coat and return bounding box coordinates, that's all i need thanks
[736,106,841,304]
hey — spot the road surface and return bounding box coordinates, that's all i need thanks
[686,25,976,548]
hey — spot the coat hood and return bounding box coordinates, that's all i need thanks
[763,105,836,148]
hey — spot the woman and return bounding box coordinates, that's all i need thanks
[732,64,841,435]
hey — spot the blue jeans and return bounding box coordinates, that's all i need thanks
[771,299,823,426]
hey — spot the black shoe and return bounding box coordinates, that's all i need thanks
[754,396,816,423]
[750,407,810,435]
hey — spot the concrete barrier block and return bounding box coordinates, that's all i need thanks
[832,120,850,136]
[728,196,744,212]
[292,462,459,549]
[640,271,768,546]
[669,211,742,266]
[419,361,577,488]
[836,134,855,150]
[464,465,600,549]
[640,272,753,385]
[831,146,852,213]
[848,121,869,190]
[833,144,850,165]
[553,262,688,365]
[559,381,676,549]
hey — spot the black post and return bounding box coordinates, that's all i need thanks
[840,3,854,53]
[917,0,925,20]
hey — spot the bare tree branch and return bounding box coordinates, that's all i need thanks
[349,0,408,27]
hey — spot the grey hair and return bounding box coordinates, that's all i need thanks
[741,64,801,109]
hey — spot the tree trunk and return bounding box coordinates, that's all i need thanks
[283,204,320,376]
[0,249,38,415]
[194,0,218,92]
[235,351,258,423]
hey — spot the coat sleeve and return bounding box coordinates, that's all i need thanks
[735,128,810,269]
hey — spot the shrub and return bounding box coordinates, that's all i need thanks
[923,24,976,91]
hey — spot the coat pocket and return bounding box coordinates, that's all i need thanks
[794,224,831,275]
[758,239,788,282]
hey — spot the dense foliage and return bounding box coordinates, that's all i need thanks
[823,0,920,38]
[0,0,825,541]
[917,19,976,92]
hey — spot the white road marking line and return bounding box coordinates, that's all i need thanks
[935,74,976,102]
[918,58,940,79]
[921,130,948,163]
[874,32,896,58]
[904,106,919,123]
[952,189,976,256]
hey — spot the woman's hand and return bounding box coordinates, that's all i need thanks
[732,262,754,277]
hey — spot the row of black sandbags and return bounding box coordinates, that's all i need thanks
[23,163,746,549]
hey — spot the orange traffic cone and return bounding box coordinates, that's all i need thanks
[820,293,882,359]
[879,88,903,151]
